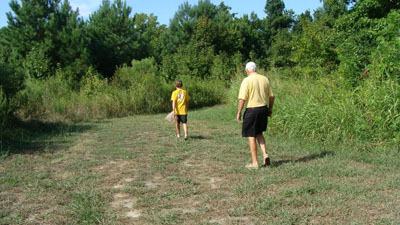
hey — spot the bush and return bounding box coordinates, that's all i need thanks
[23,47,52,79]
[182,76,227,109]
[112,58,172,114]
[16,72,74,121]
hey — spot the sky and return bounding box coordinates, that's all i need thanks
[0,0,323,28]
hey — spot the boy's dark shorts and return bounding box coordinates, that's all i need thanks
[176,115,188,124]
[242,106,268,137]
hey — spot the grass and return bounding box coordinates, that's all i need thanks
[1,105,399,224]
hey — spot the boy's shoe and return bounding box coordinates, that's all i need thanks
[245,163,259,170]
[184,137,188,141]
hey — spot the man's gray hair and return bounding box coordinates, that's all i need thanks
[245,62,257,71]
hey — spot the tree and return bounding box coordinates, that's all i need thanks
[334,0,400,84]
[5,0,89,78]
[264,0,294,35]
[264,0,295,67]
[235,13,266,61]
[133,13,164,63]
[292,10,313,34]
[87,0,139,77]
[161,1,240,56]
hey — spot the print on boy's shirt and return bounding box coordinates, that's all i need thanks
[178,93,184,102]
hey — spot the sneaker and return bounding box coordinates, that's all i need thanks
[245,163,259,170]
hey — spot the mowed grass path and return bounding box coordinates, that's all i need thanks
[1,105,399,224]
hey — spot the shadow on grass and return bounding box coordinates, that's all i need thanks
[1,119,97,156]
[271,151,335,167]
[189,135,209,140]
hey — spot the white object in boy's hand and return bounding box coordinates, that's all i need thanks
[165,111,175,124]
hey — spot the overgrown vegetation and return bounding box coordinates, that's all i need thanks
[0,0,399,148]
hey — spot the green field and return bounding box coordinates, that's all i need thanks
[1,105,399,224]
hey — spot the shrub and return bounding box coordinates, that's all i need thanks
[112,58,172,114]
[23,47,52,79]
[182,76,227,109]
[16,71,74,120]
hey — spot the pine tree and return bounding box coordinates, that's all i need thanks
[5,0,89,78]
[87,0,139,77]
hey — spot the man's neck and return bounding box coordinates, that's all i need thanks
[246,70,256,76]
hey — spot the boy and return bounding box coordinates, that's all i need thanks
[171,80,190,140]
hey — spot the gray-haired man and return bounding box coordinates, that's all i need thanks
[236,62,275,169]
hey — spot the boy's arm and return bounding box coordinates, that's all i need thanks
[172,100,176,113]
[186,100,189,110]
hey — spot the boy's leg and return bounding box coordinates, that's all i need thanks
[175,121,181,138]
[183,123,188,139]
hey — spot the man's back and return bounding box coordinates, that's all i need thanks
[239,72,273,108]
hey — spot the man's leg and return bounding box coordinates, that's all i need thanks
[256,134,268,158]
[248,137,258,166]
[183,123,188,139]
[175,121,181,138]
[257,134,270,166]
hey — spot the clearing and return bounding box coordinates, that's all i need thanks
[1,105,399,224]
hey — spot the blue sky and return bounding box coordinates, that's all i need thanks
[0,0,322,28]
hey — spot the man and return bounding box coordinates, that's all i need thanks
[237,62,275,169]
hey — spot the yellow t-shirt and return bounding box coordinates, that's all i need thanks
[171,89,190,115]
[238,72,274,108]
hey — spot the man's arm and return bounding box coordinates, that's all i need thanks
[268,96,275,116]
[237,99,246,122]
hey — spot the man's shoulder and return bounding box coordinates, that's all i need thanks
[255,73,270,82]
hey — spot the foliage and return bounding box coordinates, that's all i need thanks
[22,47,51,79]
[0,49,24,98]
[290,21,338,77]
[182,76,227,108]
[87,0,138,77]
[5,0,89,79]
[161,0,240,57]
[234,13,266,63]
[14,57,227,122]
[0,88,10,130]
[81,67,108,97]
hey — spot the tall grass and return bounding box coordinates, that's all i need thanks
[227,69,399,146]
[15,58,227,122]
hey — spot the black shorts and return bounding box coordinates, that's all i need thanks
[176,115,188,124]
[242,106,268,137]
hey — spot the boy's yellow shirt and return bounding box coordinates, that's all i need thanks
[171,89,190,115]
